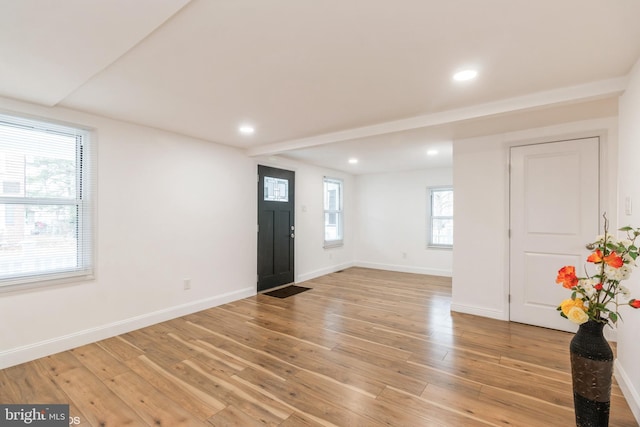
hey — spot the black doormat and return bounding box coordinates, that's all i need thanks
[263,285,311,299]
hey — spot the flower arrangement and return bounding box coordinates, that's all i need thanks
[556,215,640,325]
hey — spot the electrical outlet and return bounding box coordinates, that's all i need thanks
[183,279,191,290]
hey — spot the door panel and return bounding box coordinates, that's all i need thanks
[275,210,292,272]
[257,165,295,292]
[509,137,599,332]
[258,210,274,277]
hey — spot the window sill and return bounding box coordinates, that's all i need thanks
[324,241,344,249]
[0,270,94,293]
[427,245,453,250]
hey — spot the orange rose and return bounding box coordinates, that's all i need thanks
[556,266,578,289]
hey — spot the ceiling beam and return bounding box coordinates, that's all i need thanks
[246,77,627,157]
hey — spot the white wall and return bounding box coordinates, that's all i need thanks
[615,57,640,423]
[0,98,358,368]
[452,117,618,320]
[451,135,510,319]
[0,97,258,368]
[355,168,453,276]
[255,157,356,283]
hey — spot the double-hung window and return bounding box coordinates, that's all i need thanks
[324,177,343,247]
[428,187,453,248]
[0,114,93,289]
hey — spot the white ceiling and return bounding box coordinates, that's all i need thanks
[1,0,639,174]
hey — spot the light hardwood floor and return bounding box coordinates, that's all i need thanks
[1,267,637,426]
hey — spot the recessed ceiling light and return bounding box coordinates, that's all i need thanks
[238,125,255,135]
[348,158,358,164]
[427,150,439,156]
[453,69,478,81]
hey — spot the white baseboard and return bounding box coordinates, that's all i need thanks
[354,261,452,277]
[615,359,640,425]
[296,262,355,284]
[450,303,508,321]
[0,287,255,369]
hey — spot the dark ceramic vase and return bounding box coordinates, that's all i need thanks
[570,319,614,427]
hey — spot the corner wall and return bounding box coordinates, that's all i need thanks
[0,97,257,368]
[451,134,510,319]
[253,157,356,283]
[452,117,618,320]
[616,57,640,423]
[354,168,453,276]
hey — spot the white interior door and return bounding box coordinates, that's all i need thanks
[509,137,600,332]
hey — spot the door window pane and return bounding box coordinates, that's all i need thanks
[264,176,288,202]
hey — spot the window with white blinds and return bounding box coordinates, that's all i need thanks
[0,113,93,289]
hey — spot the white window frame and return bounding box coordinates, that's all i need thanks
[0,113,94,291]
[323,177,344,248]
[427,186,453,249]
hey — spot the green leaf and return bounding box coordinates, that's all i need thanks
[560,313,568,319]
[610,312,618,323]
[620,226,633,231]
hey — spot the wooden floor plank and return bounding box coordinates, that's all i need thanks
[181,359,291,419]
[235,367,386,427]
[105,370,201,426]
[52,366,147,426]
[96,335,145,363]
[1,358,90,425]
[377,386,497,426]
[206,405,277,427]
[71,343,130,381]
[278,412,329,427]
[123,355,222,422]
[1,267,637,426]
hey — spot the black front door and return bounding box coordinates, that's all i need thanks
[257,165,295,291]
